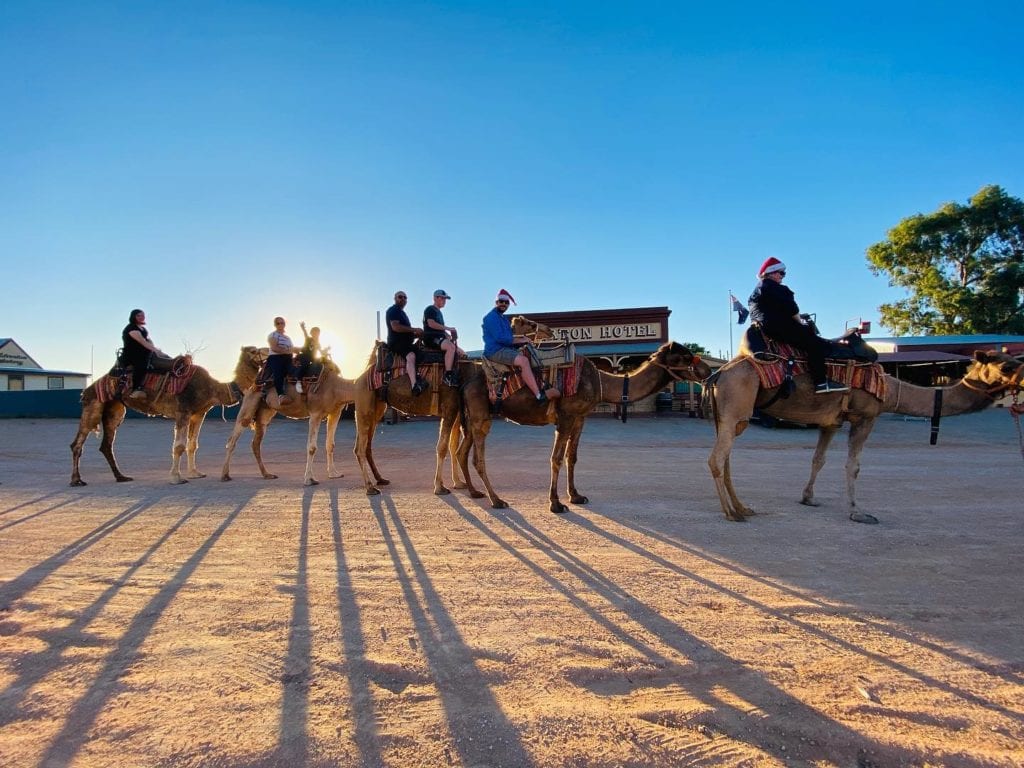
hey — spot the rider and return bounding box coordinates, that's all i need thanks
[748,257,848,394]
[386,290,426,395]
[295,321,323,394]
[266,316,294,405]
[422,289,464,387]
[481,289,550,403]
[120,309,167,399]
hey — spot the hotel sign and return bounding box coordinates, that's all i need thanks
[551,323,662,343]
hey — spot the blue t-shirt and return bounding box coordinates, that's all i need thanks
[482,308,514,357]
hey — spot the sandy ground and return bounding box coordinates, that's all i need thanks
[0,408,1022,768]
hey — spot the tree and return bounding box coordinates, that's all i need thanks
[866,185,1024,335]
[683,342,709,356]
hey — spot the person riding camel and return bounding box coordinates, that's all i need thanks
[294,321,323,394]
[120,309,169,399]
[386,290,426,394]
[748,257,848,394]
[266,316,294,406]
[481,289,554,403]
[422,289,464,387]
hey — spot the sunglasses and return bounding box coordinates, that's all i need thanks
[496,299,510,305]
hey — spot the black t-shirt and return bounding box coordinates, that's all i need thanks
[121,323,149,360]
[386,304,415,351]
[422,305,446,344]
[748,278,799,333]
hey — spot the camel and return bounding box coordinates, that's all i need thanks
[457,341,713,513]
[706,349,1024,524]
[221,356,359,485]
[352,316,549,497]
[70,346,264,486]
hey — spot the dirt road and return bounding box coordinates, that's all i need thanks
[1,410,1022,767]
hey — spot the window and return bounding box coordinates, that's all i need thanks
[7,375,24,391]
[48,376,65,390]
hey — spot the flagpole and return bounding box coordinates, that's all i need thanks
[728,291,733,358]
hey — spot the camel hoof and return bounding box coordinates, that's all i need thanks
[435,486,451,496]
[116,476,133,483]
[849,511,879,524]
[725,512,747,522]
[569,495,589,505]
[452,481,467,490]
[376,479,391,486]
[328,472,344,479]
[304,478,320,487]
[189,472,208,479]
[221,475,232,482]
[551,502,570,514]
[799,498,821,507]
[469,490,486,499]
[262,474,279,480]
[367,487,381,496]
[170,478,188,485]
[70,479,87,487]
[491,499,508,509]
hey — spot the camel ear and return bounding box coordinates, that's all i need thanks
[973,350,989,364]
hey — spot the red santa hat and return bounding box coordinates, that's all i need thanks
[758,257,786,278]
[495,289,517,305]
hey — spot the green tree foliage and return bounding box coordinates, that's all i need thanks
[683,342,709,356]
[866,185,1024,335]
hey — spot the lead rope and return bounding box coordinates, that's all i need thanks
[1010,392,1024,463]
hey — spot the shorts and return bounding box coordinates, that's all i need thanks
[422,335,445,351]
[388,337,414,356]
[486,347,520,366]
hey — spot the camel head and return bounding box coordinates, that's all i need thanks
[233,346,266,386]
[965,350,1024,398]
[511,316,555,343]
[654,342,713,382]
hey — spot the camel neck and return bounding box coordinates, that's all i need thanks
[598,359,670,405]
[884,376,994,418]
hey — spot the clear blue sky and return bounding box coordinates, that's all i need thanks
[3,1,1022,378]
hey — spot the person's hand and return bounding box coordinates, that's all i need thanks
[450,328,458,341]
[300,321,307,331]
[413,328,423,337]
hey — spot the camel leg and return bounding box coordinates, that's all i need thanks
[303,412,322,486]
[453,424,486,499]
[469,418,506,508]
[449,418,467,489]
[433,415,455,495]
[565,419,588,507]
[708,417,751,522]
[846,418,879,524]
[325,407,345,479]
[250,408,279,478]
[800,426,839,507]
[353,402,387,495]
[71,400,122,486]
[169,414,190,484]
[185,413,207,479]
[221,409,248,481]
[547,418,575,514]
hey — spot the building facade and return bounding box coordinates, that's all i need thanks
[0,338,90,391]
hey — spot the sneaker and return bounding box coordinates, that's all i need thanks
[815,381,850,394]
[411,379,427,396]
[295,381,304,394]
[535,390,548,404]
[129,388,146,399]
[442,371,460,388]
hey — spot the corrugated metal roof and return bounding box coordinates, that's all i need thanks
[867,334,1024,347]
[875,351,972,364]
[0,367,90,376]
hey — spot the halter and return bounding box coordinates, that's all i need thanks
[960,360,1024,399]
[653,354,704,382]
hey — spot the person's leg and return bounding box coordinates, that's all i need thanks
[405,351,418,389]
[442,341,459,386]
[514,353,542,398]
[271,356,287,395]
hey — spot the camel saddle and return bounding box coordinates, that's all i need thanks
[254,354,330,396]
[481,343,580,411]
[101,353,196,402]
[744,325,878,363]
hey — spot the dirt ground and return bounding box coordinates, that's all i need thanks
[1,408,1022,768]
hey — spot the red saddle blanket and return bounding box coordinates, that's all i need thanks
[487,358,585,403]
[368,363,434,391]
[745,341,888,401]
[96,359,198,404]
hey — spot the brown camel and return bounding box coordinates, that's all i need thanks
[221,357,359,485]
[707,349,1024,524]
[70,346,263,486]
[352,316,549,497]
[457,341,713,513]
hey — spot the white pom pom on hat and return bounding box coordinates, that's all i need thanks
[758,257,786,278]
[495,289,517,305]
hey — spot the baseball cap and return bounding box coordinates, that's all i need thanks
[433,289,452,299]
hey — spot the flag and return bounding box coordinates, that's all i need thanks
[730,293,749,324]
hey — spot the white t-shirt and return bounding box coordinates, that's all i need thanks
[268,331,293,356]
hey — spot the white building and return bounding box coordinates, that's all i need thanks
[0,338,90,391]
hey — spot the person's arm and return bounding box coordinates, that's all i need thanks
[300,321,311,343]
[424,315,455,337]
[268,333,292,354]
[128,329,162,354]
[390,317,423,336]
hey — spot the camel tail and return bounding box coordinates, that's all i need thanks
[702,371,721,436]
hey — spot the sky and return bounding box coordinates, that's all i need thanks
[3,1,1023,379]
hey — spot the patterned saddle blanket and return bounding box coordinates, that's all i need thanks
[97,355,197,403]
[744,339,888,401]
